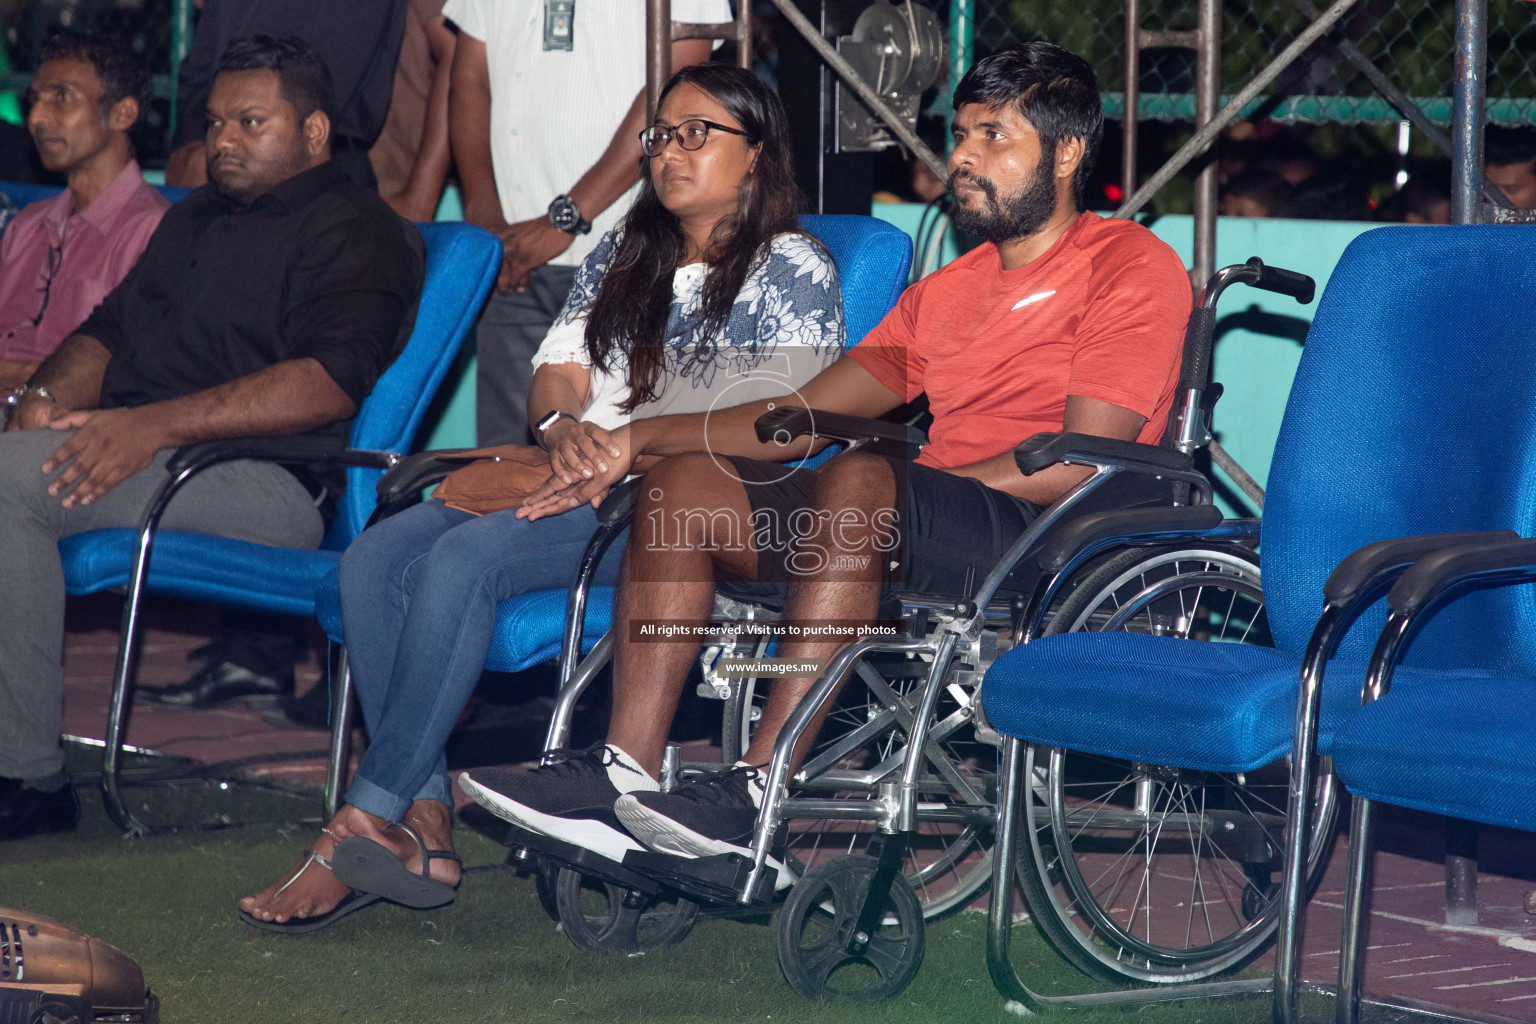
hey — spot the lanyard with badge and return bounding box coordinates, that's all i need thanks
[544,0,574,50]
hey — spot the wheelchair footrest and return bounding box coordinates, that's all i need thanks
[621,849,779,907]
[503,824,664,895]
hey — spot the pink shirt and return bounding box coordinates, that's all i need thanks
[0,159,169,364]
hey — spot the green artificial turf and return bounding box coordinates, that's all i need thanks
[0,765,1432,1024]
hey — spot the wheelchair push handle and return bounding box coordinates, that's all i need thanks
[1245,257,1316,303]
[1178,258,1316,393]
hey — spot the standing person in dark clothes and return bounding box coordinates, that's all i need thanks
[0,36,423,842]
[163,0,409,190]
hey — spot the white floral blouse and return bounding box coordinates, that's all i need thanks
[531,229,846,431]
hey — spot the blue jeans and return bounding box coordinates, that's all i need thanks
[338,499,626,821]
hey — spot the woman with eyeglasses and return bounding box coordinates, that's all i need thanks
[238,62,845,932]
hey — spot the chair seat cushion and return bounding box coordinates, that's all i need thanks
[981,632,1365,773]
[314,567,612,675]
[1332,667,1536,831]
[61,530,340,618]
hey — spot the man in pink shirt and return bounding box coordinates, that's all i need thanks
[0,31,168,392]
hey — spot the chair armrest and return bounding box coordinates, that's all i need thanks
[754,406,926,459]
[1387,535,1536,615]
[595,479,636,529]
[1013,432,1194,476]
[1035,504,1234,573]
[166,436,399,475]
[1321,530,1519,605]
[373,448,473,506]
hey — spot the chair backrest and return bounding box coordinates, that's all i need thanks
[1263,225,1536,670]
[798,214,912,348]
[0,179,191,208]
[327,221,500,547]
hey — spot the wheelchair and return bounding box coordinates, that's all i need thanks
[482,255,1318,1001]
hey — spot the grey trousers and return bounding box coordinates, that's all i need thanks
[0,427,324,780]
[474,264,579,447]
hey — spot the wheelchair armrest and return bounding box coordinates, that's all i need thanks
[595,478,636,529]
[166,436,399,476]
[754,406,926,459]
[1036,505,1229,573]
[1014,432,1194,477]
[1387,535,1536,615]
[373,448,473,505]
[1321,530,1519,605]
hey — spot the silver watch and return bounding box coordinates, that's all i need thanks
[536,410,579,449]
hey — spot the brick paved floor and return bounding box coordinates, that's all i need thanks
[56,593,1536,1021]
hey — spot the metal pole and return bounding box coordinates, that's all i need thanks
[1445,818,1479,926]
[166,0,193,157]
[646,0,672,122]
[1450,0,1488,223]
[1122,0,1140,199]
[949,0,974,153]
[766,0,948,181]
[1191,0,1221,287]
[736,0,754,70]
[1115,0,1366,219]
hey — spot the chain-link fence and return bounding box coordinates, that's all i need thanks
[978,0,1536,125]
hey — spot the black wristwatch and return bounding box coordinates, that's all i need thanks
[547,194,592,235]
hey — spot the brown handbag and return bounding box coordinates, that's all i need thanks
[434,445,554,516]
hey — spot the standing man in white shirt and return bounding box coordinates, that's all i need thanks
[446,0,733,446]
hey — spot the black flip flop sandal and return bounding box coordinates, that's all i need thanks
[239,848,382,934]
[331,821,461,910]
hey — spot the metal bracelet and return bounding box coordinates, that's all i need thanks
[6,384,57,406]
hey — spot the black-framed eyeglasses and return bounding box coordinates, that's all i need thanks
[639,119,755,158]
[29,243,63,328]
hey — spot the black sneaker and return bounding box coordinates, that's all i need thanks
[457,746,655,863]
[614,766,791,888]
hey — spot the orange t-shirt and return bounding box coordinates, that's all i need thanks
[848,211,1192,470]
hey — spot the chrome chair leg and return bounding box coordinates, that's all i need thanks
[986,736,1031,1004]
[102,554,152,837]
[103,470,189,837]
[324,645,355,818]
[1336,795,1379,1024]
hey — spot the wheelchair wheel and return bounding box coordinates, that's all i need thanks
[553,867,700,953]
[776,855,925,1001]
[1016,545,1339,984]
[778,660,996,921]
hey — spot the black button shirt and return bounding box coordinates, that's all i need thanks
[80,162,425,502]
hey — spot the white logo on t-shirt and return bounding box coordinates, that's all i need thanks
[1011,290,1057,311]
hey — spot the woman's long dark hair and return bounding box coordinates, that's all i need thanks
[584,63,805,412]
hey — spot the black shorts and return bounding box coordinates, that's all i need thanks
[717,454,1042,606]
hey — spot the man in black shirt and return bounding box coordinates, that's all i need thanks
[0,35,424,841]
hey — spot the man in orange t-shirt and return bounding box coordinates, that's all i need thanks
[457,43,1193,872]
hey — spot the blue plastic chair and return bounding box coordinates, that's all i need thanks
[979,226,1536,1022]
[53,220,500,832]
[1327,533,1536,1022]
[0,179,192,209]
[313,214,913,782]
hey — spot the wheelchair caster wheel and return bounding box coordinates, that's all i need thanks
[1242,879,1279,922]
[553,867,699,953]
[534,860,561,922]
[776,855,925,1001]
